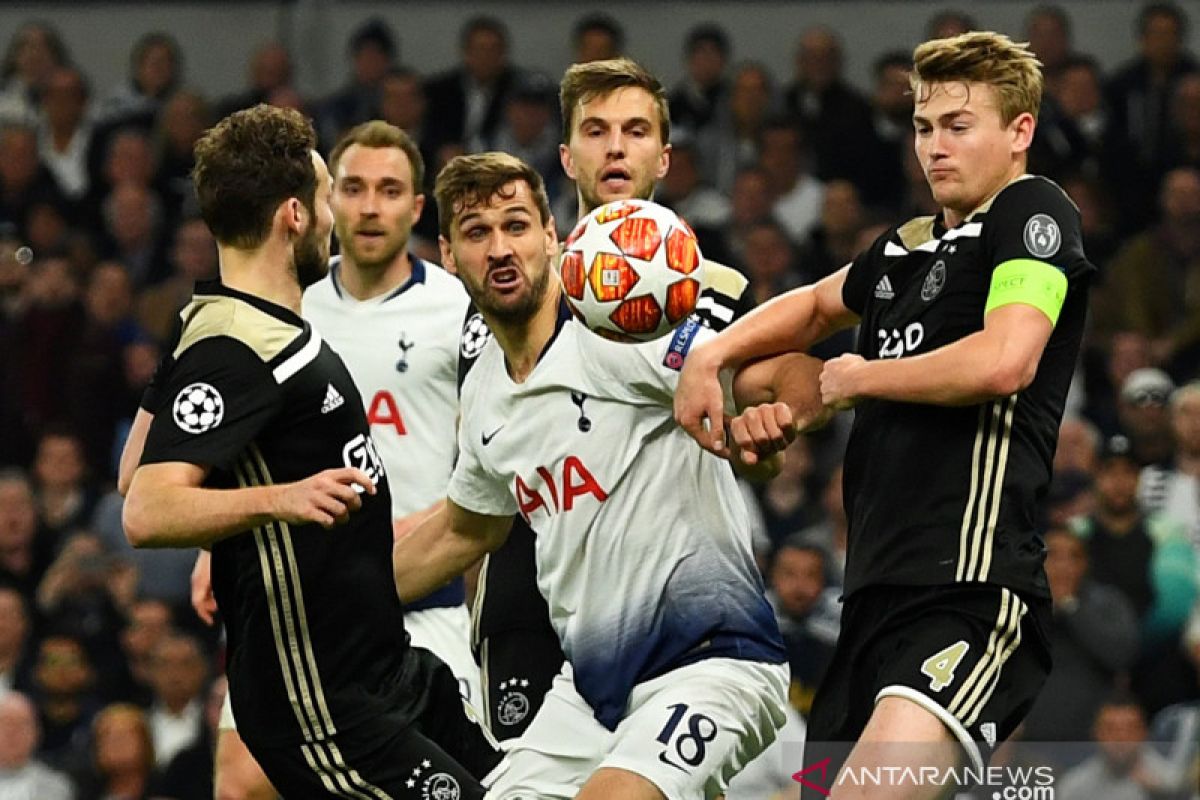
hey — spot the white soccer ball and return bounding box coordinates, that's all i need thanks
[559,199,706,342]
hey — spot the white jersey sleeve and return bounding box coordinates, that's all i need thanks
[448,375,519,517]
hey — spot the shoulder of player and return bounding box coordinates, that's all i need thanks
[985,175,1079,222]
[700,258,749,301]
[175,294,306,367]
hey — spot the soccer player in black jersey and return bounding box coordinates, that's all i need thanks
[677,32,1095,796]
[464,57,779,744]
[122,105,500,799]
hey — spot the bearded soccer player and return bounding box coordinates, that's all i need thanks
[463,57,769,745]
[676,33,1094,797]
[394,151,823,799]
[122,105,500,799]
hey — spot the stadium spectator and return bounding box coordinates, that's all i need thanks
[99,183,167,288]
[153,89,211,223]
[784,26,875,195]
[0,470,54,599]
[0,123,68,244]
[797,178,867,284]
[655,140,731,257]
[0,690,74,800]
[1104,2,1199,234]
[855,51,911,214]
[1056,694,1176,799]
[758,117,824,244]
[1139,381,1200,553]
[145,632,206,769]
[31,632,100,773]
[490,72,560,202]
[317,18,399,147]
[96,33,181,132]
[115,598,171,705]
[723,164,774,263]
[696,61,775,193]
[741,218,804,307]
[1095,168,1200,379]
[794,465,848,585]
[37,67,94,202]
[1056,415,1103,475]
[1026,5,1077,88]
[925,9,976,39]
[218,42,295,118]
[135,216,215,343]
[1023,527,1139,743]
[571,14,624,64]
[426,16,519,156]
[0,22,71,125]
[0,584,35,696]
[669,23,731,139]
[1117,368,1178,467]
[768,534,840,717]
[31,428,96,536]
[74,703,163,800]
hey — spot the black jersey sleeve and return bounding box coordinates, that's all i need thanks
[984,177,1095,283]
[139,314,183,413]
[141,337,283,471]
[841,232,888,315]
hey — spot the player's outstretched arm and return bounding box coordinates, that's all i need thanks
[392,500,512,604]
[819,303,1054,409]
[124,463,376,549]
[676,267,857,454]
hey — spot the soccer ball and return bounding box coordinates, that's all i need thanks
[559,199,705,342]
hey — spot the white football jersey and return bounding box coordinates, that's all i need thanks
[449,307,786,729]
[304,257,469,517]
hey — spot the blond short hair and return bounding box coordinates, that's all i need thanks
[434,152,552,238]
[559,57,670,144]
[911,31,1044,124]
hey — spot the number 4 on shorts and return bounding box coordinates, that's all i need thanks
[920,640,969,692]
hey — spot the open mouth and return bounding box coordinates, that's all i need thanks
[488,266,521,291]
[600,166,632,190]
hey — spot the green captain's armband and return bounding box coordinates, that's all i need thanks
[984,258,1068,325]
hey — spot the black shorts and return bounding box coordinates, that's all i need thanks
[478,628,565,741]
[803,584,1052,794]
[250,648,502,799]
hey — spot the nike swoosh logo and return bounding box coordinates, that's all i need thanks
[481,426,504,446]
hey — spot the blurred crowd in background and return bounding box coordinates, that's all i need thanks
[1,3,1199,798]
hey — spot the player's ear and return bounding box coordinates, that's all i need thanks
[657,143,672,181]
[439,235,457,274]
[543,215,558,256]
[1010,111,1036,154]
[559,143,577,181]
[413,193,427,223]
[280,197,305,238]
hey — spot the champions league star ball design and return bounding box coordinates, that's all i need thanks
[560,199,706,342]
[172,383,224,434]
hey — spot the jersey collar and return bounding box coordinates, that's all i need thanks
[329,255,427,302]
[193,279,306,328]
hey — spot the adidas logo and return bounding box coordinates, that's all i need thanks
[321,383,344,414]
[874,275,895,300]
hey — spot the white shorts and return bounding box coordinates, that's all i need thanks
[487,658,789,800]
[406,604,482,707]
[217,605,482,732]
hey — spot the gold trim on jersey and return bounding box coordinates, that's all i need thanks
[956,395,1017,583]
[234,447,393,800]
[895,216,937,251]
[175,293,302,364]
[946,588,1026,728]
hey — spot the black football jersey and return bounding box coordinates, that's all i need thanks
[839,176,1095,599]
[462,261,755,645]
[140,281,408,748]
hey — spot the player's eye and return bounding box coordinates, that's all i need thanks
[341,184,360,195]
[506,220,528,234]
[384,187,402,199]
[465,226,487,240]
[951,123,970,133]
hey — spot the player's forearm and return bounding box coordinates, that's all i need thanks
[124,481,281,549]
[855,330,1037,406]
[392,508,491,603]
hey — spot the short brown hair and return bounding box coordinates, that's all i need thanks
[434,152,551,238]
[559,57,670,144]
[192,104,316,249]
[911,31,1044,124]
[328,119,425,192]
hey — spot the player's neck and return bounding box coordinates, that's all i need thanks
[339,251,412,301]
[942,162,1026,229]
[492,292,561,384]
[217,243,303,314]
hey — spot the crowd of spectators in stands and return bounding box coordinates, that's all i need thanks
[1,4,1199,796]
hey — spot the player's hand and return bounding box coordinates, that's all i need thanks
[272,468,376,529]
[729,402,796,466]
[674,343,730,457]
[819,353,868,410]
[190,550,217,626]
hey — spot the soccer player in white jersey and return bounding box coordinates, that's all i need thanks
[394,151,823,800]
